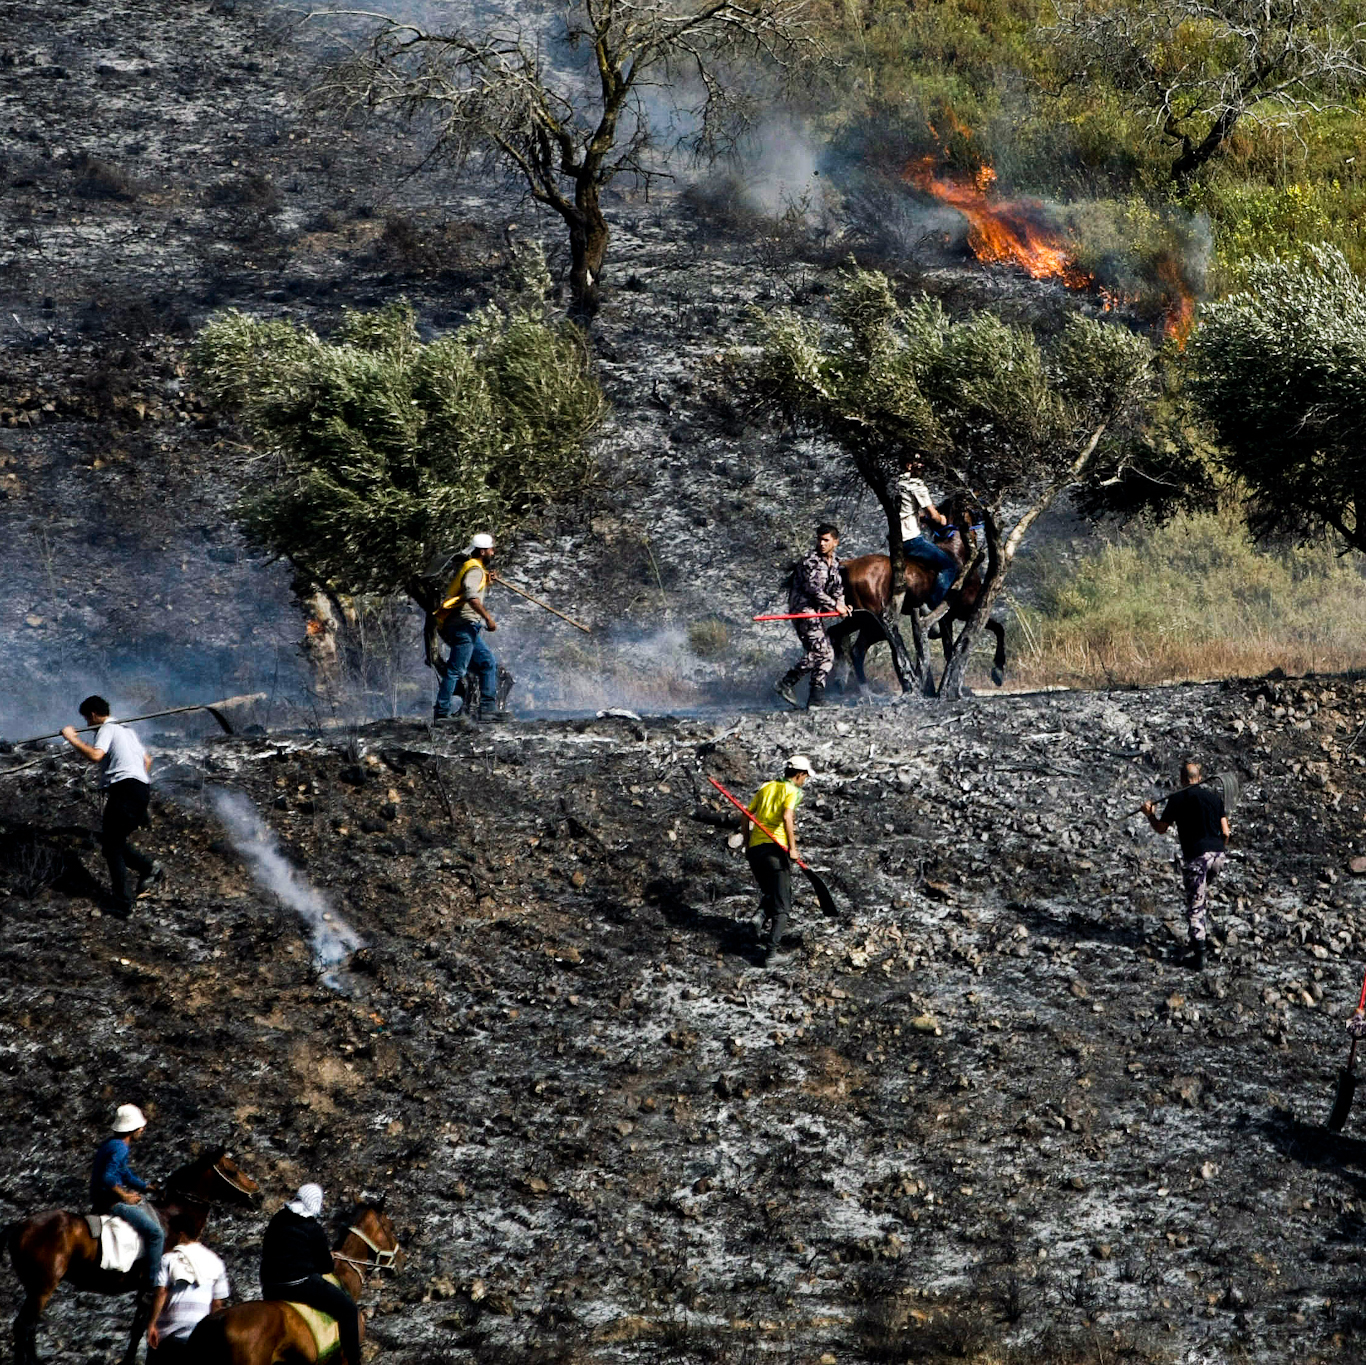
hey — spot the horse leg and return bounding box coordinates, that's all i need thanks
[13,1283,56,1365]
[987,618,1006,686]
[121,1289,155,1365]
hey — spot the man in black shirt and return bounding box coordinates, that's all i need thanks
[259,1183,360,1365]
[1142,760,1230,969]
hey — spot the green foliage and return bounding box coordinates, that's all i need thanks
[1185,245,1366,551]
[1189,175,1366,279]
[192,291,607,599]
[746,265,1155,516]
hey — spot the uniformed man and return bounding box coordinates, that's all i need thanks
[774,524,850,710]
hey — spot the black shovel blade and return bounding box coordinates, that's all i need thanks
[799,863,838,918]
[1328,1067,1357,1132]
[204,706,236,736]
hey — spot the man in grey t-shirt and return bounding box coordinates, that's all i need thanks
[62,695,162,917]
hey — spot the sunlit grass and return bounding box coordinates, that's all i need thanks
[1006,510,1366,689]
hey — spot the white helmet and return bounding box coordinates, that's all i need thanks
[113,1104,147,1134]
[471,532,495,550]
[786,754,812,774]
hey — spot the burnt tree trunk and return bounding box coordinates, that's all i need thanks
[566,188,609,320]
[937,511,1004,699]
[1170,108,1241,184]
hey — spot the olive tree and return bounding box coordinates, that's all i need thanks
[192,291,606,613]
[1050,0,1366,183]
[318,0,820,317]
[1186,244,1366,551]
[747,268,1156,697]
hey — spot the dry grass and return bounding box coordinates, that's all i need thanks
[1005,510,1366,690]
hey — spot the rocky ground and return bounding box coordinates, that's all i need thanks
[4,673,1366,1364]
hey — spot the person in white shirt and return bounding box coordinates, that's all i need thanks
[61,695,162,917]
[146,1219,231,1362]
[897,456,959,613]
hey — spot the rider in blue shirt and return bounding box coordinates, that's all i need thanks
[91,1104,163,1287]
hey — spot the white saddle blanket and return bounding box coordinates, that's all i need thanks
[87,1214,143,1273]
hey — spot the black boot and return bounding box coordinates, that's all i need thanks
[806,682,825,709]
[774,671,801,708]
[1188,941,1206,970]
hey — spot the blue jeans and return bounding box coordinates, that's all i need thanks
[434,619,498,716]
[903,535,958,608]
[111,1198,164,1286]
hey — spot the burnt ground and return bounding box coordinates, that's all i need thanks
[4,674,1366,1364]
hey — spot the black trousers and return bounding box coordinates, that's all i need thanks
[101,779,152,910]
[264,1276,360,1365]
[746,842,792,951]
[147,1337,194,1365]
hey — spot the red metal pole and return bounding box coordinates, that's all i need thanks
[752,612,842,622]
[707,776,811,871]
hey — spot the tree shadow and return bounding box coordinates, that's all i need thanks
[0,820,106,903]
[1007,896,1150,952]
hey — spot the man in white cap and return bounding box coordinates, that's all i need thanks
[260,1183,360,1365]
[432,533,503,723]
[146,1212,231,1361]
[743,756,812,967]
[90,1103,163,1286]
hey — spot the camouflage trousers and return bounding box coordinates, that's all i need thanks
[1178,850,1226,944]
[791,617,835,685]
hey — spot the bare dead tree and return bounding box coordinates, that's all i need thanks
[1050,0,1366,182]
[315,0,822,317]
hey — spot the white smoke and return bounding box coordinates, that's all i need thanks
[210,789,363,972]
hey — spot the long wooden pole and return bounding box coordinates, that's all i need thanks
[3,692,267,747]
[495,577,592,634]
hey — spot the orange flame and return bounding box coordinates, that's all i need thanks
[1157,257,1196,347]
[905,156,1091,289]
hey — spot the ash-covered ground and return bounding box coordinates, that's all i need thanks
[4,675,1366,1364]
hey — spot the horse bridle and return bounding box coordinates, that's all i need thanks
[211,1161,254,1198]
[332,1224,399,1279]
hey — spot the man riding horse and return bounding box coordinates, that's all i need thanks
[91,1105,164,1291]
[898,456,959,621]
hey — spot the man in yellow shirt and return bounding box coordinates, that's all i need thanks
[744,755,811,968]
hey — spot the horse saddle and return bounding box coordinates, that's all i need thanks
[84,1214,143,1273]
[284,1274,343,1362]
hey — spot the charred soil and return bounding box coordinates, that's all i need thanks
[3,676,1366,1363]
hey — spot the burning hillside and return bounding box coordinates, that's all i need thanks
[904,156,1199,342]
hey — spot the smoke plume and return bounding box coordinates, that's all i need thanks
[210,788,362,972]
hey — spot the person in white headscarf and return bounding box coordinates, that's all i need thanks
[259,1184,360,1365]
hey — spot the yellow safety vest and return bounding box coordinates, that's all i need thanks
[434,557,490,625]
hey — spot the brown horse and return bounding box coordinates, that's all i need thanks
[188,1202,401,1365]
[831,511,1006,694]
[6,1148,261,1365]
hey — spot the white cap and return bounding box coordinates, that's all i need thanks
[471,532,495,550]
[113,1104,147,1134]
[287,1183,324,1218]
[786,754,812,774]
